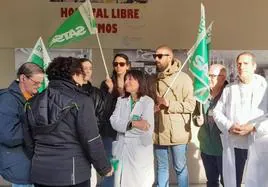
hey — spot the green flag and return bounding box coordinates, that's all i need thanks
[27,37,51,92]
[206,22,213,61]
[48,0,97,48]
[189,3,210,104]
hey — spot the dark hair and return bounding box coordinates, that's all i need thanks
[112,53,130,65]
[46,57,84,81]
[145,74,157,103]
[110,53,130,97]
[236,52,256,63]
[17,62,44,79]
[78,58,92,64]
[124,70,146,99]
[112,54,130,79]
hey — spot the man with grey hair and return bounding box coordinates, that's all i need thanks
[0,62,44,187]
[213,52,268,187]
[193,64,228,187]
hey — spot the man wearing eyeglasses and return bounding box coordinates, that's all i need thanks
[193,64,227,187]
[0,62,44,187]
[153,45,196,187]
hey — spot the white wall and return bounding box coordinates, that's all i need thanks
[1,0,268,87]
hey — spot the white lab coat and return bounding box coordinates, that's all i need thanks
[245,134,268,187]
[110,95,154,187]
[213,74,268,187]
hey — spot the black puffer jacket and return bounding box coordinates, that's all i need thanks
[24,79,111,186]
[99,80,117,139]
[82,82,103,128]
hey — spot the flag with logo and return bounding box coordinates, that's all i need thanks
[189,3,210,104]
[27,37,51,92]
[48,0,97,48]
[206,22,213,61]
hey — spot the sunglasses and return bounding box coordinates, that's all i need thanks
[113,62,126,67]
[152,53,169,59]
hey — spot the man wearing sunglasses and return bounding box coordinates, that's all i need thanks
[153,45,196,187]
[0,62,44,187]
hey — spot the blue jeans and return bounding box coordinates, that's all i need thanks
[100,137,114,187]
[154,144,189,187]
[12,184,33,187]
[201,152,224,187]
[234,148,247,187]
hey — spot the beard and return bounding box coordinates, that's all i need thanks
[156,62,169,72]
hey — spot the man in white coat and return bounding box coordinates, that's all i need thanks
[213,52,268,187]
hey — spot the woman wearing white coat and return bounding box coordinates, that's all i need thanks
[110,70,155,187]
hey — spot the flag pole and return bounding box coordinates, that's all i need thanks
[163,53,192,98]
[86,0,109,77]
[163,21,213,98]
[163,31,204,98]
[200,102,203,115]
[96,33,109,77]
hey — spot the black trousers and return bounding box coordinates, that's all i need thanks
[234,148,248,187]
[201,152,224,187]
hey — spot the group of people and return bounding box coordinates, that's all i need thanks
[194,52,268,187]
[0,57,114,187]
[0,45,267,187]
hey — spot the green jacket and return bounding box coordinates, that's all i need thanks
[193,82,227,156]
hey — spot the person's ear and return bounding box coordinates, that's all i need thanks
[253,63,257,72]
[19,74,26,82]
